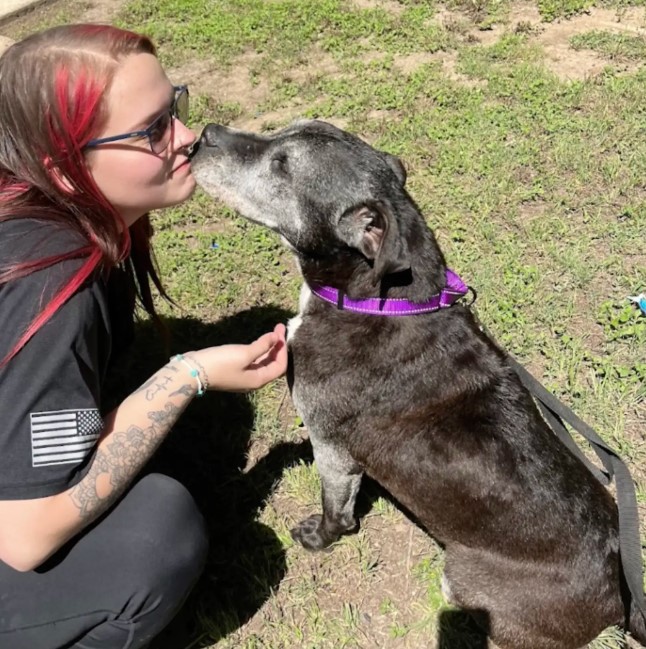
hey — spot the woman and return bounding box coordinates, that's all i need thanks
[0,24,287,649]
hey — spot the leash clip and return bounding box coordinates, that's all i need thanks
[462,285,477,307]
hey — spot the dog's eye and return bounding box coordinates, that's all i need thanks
[270,154,289,175]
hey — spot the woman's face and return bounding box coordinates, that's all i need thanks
[86,53,196,226]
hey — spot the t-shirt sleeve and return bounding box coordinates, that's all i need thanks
[0,257,105,500]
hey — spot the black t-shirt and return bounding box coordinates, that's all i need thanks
[0,219,114,500]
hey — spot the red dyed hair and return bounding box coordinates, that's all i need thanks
[0,24,170,365]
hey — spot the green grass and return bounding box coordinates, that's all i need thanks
[3,1,646,647]
[571,29,646,60]
[117,0,446,69]
[538,0,646,20]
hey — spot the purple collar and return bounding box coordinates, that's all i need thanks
[309,269,469,316]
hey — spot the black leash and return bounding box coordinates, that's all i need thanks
[507,355,646,623]
[465,302,646,624]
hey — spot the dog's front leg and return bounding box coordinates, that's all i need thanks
[291,439,363,551]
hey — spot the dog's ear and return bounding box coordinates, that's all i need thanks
[383,153,407,186]
[338,201,411,284]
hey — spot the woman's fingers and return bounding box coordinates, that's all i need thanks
[246,323,287,365]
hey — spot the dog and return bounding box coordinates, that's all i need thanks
[191,119,645,649]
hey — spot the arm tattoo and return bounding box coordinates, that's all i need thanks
[170,384,194,398]
[68,393,187,522]
[145,374,175,401]
[133,364,178,395]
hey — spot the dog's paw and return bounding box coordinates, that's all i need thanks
[290,515,336,551]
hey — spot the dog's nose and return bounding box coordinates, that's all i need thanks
[187,139,200,159]
[200,123,226,148]
[198,123,270,159]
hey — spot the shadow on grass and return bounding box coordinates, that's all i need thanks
[102,304,314,648]
[437,609,489,649]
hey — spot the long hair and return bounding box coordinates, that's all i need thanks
[0,24,170,365]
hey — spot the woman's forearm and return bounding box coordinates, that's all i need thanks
[0,359,198,571]
[67,359,197,521]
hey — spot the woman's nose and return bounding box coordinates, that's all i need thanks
[173,118,196,151]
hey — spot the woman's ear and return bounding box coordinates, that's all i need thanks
[44,156,75,193]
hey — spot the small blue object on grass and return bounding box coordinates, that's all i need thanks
[628,293,646,315]
[210,241,219,250]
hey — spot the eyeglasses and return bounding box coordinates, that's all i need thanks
[85,85,189,154]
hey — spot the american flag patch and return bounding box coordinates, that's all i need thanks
[30,408,103,467]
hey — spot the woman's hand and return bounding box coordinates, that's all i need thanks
[187,323,288,392]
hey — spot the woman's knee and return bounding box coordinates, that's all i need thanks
[115,473,209,597]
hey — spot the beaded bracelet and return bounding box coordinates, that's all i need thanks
[185,354,209,392]
[171,354,206,397]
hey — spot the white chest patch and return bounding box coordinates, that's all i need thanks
[287,283,311,343]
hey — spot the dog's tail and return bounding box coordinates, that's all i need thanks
[627,600,646,646]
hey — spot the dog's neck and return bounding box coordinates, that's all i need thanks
[298,217,447,302]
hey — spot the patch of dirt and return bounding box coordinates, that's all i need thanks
[534,6,646,80]
[351,0,406,15]
[232,108,300,132]
[1,0,128,38]
[433,3,645,81]
[392,52,437,74]
[471,3,645,80]
[433,5,471,31]
[170,52,270,114]
[79,0,127,23]
[360,48,487,87]
[282,49,340,83]
[517,200,547,225]
[508,1,544,25]
[437,50,488,87]
[341,519,442,646]
[169,48,347,132]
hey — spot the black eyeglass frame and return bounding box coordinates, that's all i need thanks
[85,85,189,153]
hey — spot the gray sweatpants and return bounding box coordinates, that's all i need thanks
[0,473,209,649]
